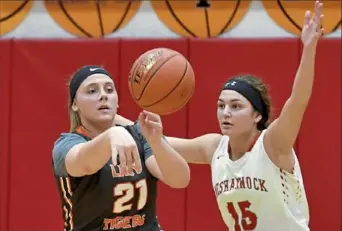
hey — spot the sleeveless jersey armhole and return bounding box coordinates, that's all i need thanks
[258,130,309,223]
[211,136,229,166]
[258,130,301,177]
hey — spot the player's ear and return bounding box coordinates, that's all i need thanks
[254,112,262,124]
[72,101,79,112]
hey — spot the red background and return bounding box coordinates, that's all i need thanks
[0,38,340,231]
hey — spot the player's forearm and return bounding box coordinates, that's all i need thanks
[290,46,317,106]
[150,138,190,188]
[74,129,113,175]
[115,114,134,126]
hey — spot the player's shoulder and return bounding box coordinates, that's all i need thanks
[52,132,88,176]
[54,132,88,145]
[200,133,222,149]
[195,133,223,162]
[53,132,88,154]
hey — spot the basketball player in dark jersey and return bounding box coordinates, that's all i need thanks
[52,66,190,231]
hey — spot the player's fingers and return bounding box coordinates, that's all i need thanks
[316,14,324,32]
[139,112,147,126]
[110,138,118,165]
[317,28,324,38]
[146,119,161,129]
[111,148,118,166]
[132,146,142,173]
[314,2,323,25]
[125,145,134,174]
[118,145,126,167]
[315,1,323,16]
[303,10,311,27]
[142,110,160,122]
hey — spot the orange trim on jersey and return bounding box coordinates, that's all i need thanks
[59,177,74,231]
[75,126,90,137]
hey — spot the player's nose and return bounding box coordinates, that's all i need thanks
[98,89,108,101]
[222,107,231,117]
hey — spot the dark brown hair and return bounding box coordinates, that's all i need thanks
[230,74,272,129]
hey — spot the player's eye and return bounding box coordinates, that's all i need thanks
[106,87,114,93]
[231,104,240,109]
[88,88,96,94]
[218,103,225,109]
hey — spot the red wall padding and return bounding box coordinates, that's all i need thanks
[297,39,341,230]
[0,40,12,231]
[0,38,340,231]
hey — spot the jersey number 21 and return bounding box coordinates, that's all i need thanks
[113,179,148,213]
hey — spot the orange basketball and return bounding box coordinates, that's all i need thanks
[262,0,341,36]
[150,0,252,38]
[0,1,33,36]
[44,0,141,38]
[128,48,195,115]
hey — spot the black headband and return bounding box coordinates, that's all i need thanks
[222,79,268,130]
[69,65,111,103]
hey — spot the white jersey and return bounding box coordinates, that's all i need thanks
[211,130,310,231]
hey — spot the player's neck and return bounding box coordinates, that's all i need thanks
[80,120,114,138]
[228,129,260,161]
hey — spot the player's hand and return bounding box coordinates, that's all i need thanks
[108,126,142,174]
[138,110,163,144]
[301,0,324,48]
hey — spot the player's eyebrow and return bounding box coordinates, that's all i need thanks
[218,99,240,102]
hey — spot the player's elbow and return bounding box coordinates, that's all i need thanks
[167,171,190,189]
[169,179,190,189]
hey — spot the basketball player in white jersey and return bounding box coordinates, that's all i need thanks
[115,1,323,230]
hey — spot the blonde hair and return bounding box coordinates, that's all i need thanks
[67,75,82,132]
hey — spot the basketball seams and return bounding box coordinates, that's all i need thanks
[129,57,145,100]
[136,53,179,101]
[95,1,104,37]
[204,9,210,37]
[332,20,341,32]
[58,1,92,37]
[112,1,132,32]
[165,0,197,37]
[143,62,195,114]
[0,0,29,22]
[139,59,189,108]
[277,0,302,32]
[262,1,340,35]
[217,0,241,36]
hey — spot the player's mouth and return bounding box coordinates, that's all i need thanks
[222,122,233,128]
[98,105,111,112]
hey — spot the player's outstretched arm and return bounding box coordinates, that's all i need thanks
[263,1,324,172]
[115,113,222,164]
[166,134,222,164]
[53,127,140,177]
[137,111,191,188]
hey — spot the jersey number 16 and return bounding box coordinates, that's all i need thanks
[227,200,258,231]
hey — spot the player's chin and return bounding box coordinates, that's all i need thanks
[95,114,115,124]
[220,126,234,136]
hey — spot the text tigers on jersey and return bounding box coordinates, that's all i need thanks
[215,177,268,197]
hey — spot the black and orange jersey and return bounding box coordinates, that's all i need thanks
[52,123,161,231]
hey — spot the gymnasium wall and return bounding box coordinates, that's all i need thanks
[0,38,340,231]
